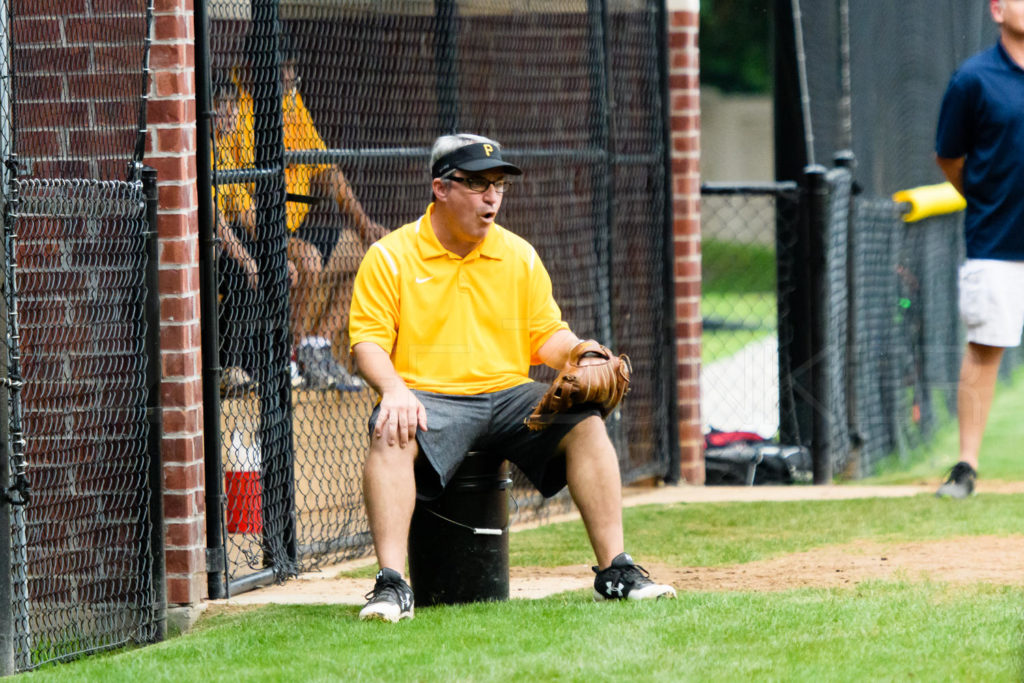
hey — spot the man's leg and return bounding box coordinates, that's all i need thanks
[362,435,418,573]
[287,236,322,346]
[312,227,362,347]
[560,416,624,570]
[560,415,676,600]
[958,341,1004,470]
[359,434,418,622]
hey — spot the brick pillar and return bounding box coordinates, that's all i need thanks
[144,0,206,606]
[666,0,703,484]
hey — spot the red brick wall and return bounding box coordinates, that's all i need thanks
[666,1,703,484]
[11,0,207,607]
[12,6,145,177]
[144,0,206,606]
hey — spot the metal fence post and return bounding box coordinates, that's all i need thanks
[586,0,614,349]
[142,167,167,642]
[0,177,14,677]
[655,0,681,484]
[434,0,460,133]
[804,164,832,484]
[834,151,861,473]
[193,0,229,601]
[250,0,298,578]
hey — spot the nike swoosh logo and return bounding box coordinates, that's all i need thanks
[415,276,434,284]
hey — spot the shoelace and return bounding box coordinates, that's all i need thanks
[946,463,975,483]
[364,579,409,603]
[621,563,653,585]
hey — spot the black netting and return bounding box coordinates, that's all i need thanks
[823,167,851,474]
[3,1,158,671]
[206,2,672,588]
[757,2,1006,479]
[796,0,995,195]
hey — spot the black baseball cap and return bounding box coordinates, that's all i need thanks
[431,142,522,178]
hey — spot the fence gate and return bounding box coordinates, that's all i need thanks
[0,0,164,672]
[200,0,676,595]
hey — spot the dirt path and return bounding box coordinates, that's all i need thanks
[216,484,1024,606]
[513,535,1024,595]
[220,534,1024,606]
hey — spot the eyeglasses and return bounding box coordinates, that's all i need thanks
[448,176,512,194]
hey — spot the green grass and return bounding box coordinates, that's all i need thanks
[509,495,1024,568]
[701,239,776,296]
[21,333,1024,681]
[864,366,1024,485]
[702,239,777,364]
[21,584,1024,682]
[22,495,1024,682]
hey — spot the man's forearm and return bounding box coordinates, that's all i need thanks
[536,329,583,369]
[935,155,966,197]
[352,341,406,395]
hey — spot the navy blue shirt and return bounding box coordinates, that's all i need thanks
[935,42,1024,260]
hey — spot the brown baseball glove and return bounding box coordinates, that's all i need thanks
[524,339,631,431]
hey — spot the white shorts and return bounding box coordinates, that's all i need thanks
[958,259,1024,348]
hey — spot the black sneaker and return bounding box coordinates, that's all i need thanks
[935,461,976,499]
[297,344,364,392]
[593,553,677,601]
[359,568,414,622]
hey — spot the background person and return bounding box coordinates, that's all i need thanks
[233,56,387,390]
[280,57,387,390]
[211,82,262,395]
[933,0,1024,498]
[348,133,676,623]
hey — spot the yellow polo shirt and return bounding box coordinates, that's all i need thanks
[212,140,253,222]
[349,203,568,395]
[236,88,330,232]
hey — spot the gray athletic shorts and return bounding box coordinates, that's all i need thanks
[367,382,600,501]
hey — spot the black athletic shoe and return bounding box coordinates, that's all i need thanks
[359,568,414,622]
[593,552,677,601]
[297,344,364,392]
[935,461,976,499]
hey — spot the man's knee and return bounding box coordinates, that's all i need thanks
[366,435,419,468]
[561,415,614,454]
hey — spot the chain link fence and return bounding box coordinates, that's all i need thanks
[0,0,163,672]
[702,166,975,481]
[699,182,798,440]
[202,1,674,594]
[703,1,1015,481]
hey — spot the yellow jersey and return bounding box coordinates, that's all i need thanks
[349,203,569,395]
[236,88,331,232]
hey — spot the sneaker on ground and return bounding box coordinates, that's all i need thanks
[220,366,255,397]
[289,359,305,389]
[359,568,414,623]
[935,461,976,499]
[335,368,366,392]
[297,344,363,391]
[593,552,677,601]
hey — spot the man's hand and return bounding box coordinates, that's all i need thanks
[353,341,427,448]
[373,384,427,448]
[243,258,259,290]
[525,339,632,431]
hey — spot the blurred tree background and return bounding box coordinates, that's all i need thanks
[699,0,772,94]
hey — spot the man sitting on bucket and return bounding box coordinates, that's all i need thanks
[348,133,676,622]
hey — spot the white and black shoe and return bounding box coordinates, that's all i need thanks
[593,553,676,601]
[359,568,414,622]
[297,343,364,392]
[935,461,976,499]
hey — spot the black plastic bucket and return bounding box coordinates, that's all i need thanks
[408,452,511,607]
